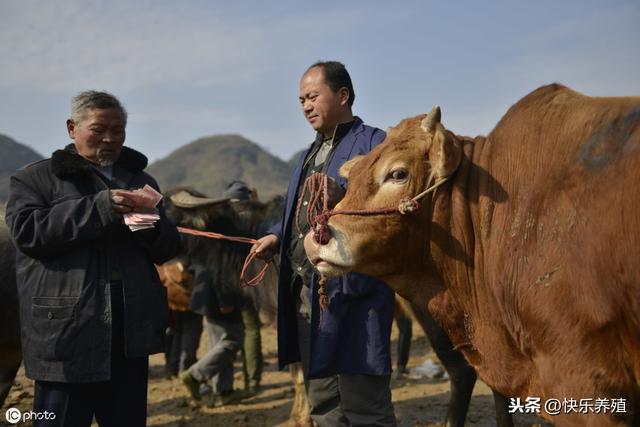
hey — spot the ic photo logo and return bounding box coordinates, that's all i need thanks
[5,408,57,424]
[5,408,21,424]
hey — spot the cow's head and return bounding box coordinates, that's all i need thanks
[305,107,462,294]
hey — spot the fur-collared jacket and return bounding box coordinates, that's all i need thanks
[5,144,181,382]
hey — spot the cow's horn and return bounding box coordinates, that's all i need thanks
[169,190,230,208]
[420,105,441,133]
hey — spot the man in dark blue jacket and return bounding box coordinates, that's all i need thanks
[5,91,181,426]
[252,61,396,426]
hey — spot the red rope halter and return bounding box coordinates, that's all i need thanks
[293,173,420,311]
[293,172,447,312]
[296,173,425,247]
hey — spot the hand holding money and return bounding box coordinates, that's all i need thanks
[110,189,136,214]
[118,184,163,209]
[113,185,163,232]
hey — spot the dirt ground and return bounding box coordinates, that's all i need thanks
[2,321,549,427]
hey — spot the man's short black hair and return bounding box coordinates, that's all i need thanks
[307,61,355,107]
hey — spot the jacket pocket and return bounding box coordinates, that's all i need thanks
[31,296,79,361]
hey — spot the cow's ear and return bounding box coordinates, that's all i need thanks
[422,106,461,179]
[339,155,364,178]
[430,128,462,179]
[420,105,441,134]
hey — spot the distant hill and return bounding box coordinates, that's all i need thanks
[0,134,44,202]
[287,149,305,169]
[147,134,294,200]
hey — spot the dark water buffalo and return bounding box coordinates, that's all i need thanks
[0,208,21,408]
[163,188,281,317]
[162,188,311,425]
[305,84,640,426]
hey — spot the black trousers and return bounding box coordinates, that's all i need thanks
[33,283,149,427]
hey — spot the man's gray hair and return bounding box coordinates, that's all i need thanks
[70,90,128,126]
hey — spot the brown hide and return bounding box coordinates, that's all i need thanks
[156,262,193,312]
[313,84,640,425]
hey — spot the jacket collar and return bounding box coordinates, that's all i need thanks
[51,144,148,178]
[313,116,364,145]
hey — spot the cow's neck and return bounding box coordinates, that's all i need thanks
[426,133,527,388]
[425,134,497,365]
[428,136,480,298]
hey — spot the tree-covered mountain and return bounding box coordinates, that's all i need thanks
[147,134,294,200]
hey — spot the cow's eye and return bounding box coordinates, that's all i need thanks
[387,168,408,182]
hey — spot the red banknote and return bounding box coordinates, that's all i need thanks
[122,185,163,231]
[121,184,163,209]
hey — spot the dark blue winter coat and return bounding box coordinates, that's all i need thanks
[270,117,395,378]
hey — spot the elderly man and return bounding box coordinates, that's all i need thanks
[252,61,397,426]
[5,91,180,427]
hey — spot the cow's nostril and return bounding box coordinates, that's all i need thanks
[318,232,330,245]
[314,225,331,246]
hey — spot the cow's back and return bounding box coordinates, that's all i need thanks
[477,84,640,297]
[485,84,640,195]
[469,84,640,402]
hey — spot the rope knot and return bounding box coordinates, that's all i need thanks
[398,197,420,215]
[312,210,332,244]
[296,173,334,246]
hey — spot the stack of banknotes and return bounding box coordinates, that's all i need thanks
[121,184,163,232]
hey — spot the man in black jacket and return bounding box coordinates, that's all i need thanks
[5,90,181,427]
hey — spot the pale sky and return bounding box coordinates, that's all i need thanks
[0,0,638,162]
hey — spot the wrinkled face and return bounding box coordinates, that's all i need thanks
[299,66,349,137]
[304,107,461,285]
[67,108,126,166]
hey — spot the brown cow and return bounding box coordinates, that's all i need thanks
[305,84,640,426]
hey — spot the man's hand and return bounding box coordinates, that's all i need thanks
[110,189,136,214]
[250,234,280,261]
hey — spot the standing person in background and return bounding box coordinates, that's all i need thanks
[223,180,264,394]
[5,90,181,427]
[251,61,397,426]
[180,261,255,406]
